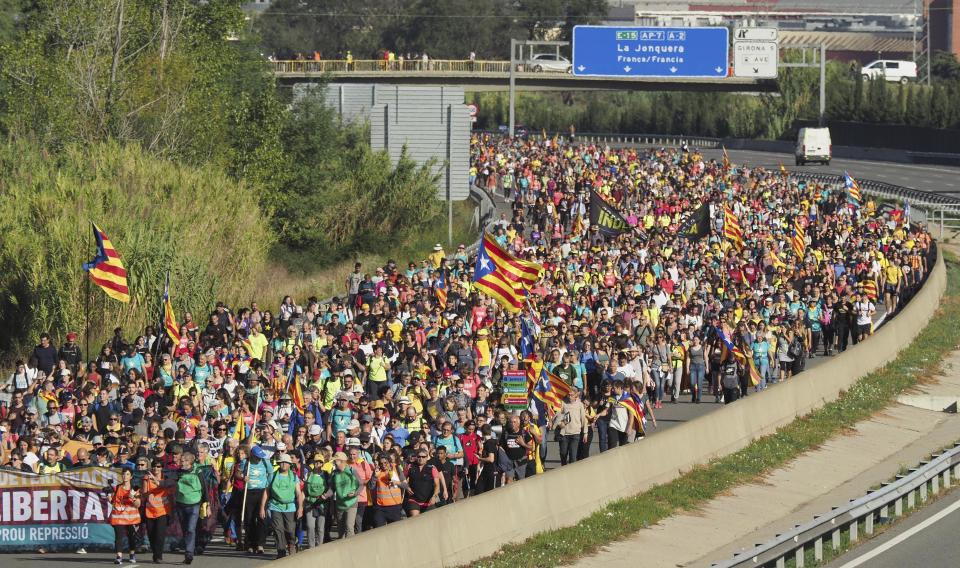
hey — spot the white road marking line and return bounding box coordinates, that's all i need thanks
[837,496,960,568]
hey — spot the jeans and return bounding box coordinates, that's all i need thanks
[596,419,610,452]
[755,359,769,389]
[337,505,358,539]
[654,369,667,402]
[578,427,593,461]
[304,507,326,548]
[558,434,580,465]
[176,503,200,558]
[689,363,705,399]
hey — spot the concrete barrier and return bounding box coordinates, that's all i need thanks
[275,251,947,568]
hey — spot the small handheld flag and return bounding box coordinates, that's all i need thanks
[844,171,862,207]
[792,218,806,260]
[82,223,130,303]
[162,273,180,344]
[434,270,448,309]
[723,205,745,250]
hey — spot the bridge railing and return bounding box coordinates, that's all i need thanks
[271,59,512,74]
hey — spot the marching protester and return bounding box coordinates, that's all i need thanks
[0,134,932,560]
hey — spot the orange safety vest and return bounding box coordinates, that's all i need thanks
[142,477,175,519]
[109,486,141,526]
[374,468,404,507]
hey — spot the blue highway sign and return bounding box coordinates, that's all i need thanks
[572,26,729,78]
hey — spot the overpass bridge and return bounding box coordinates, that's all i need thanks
[270,59,777,93]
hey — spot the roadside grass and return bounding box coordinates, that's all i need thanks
[251,199,478,305]
[471,252,960,568]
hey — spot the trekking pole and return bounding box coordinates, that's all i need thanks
[237,400,260,551]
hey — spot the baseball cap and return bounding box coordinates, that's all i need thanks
[398,397,411,405]
[333,452,348,462]
[308,425,323,436]
[347,419,360,431]
[346,437,361,447]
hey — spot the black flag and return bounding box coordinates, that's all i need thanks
[679,203,711,241]
[589,191,629,237]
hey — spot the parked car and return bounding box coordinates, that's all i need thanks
[526,53,572,73]
[795,127,832,166]
[861,60,917,84]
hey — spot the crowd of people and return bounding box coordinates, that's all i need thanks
[0,135,933,561]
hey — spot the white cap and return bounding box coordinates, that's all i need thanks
[308,424,323,436]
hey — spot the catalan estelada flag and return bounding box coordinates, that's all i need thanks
[529,363,571,416]
[481,233,542,289]
[717,327,761,387]
[721,145,730,171]
[844,171,862,207]
[434,270,448,309]
[618,392,645,433]
[474,237,526,313]
[792,218,806,260]
[162,273,180,344]
[861,278,879,301]
[767,248,786,270]
[82,223,130,303]
[723,205,744,250]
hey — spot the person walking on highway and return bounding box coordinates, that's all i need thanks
[109,468,142,565]
[142,460,176,563]
[303,453,330,548]
[174,452,203,565]
[329,452,361,539]
[261,454,303,558]
[551,388,588,465]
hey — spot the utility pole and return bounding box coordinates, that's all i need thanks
[819,43,826,127]
[508,38,516,137]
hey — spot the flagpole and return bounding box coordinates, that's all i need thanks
[84,226,92,363]
[238,398,260,552]
[152,271,169,366]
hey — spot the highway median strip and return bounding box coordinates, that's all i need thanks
[471,253,960,568]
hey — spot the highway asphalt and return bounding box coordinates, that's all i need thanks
[825,488,960,568]
[4,149,955,566]
[701,147,960,195]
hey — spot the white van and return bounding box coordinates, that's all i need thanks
[795,127,832,166]
[861,60,917,84]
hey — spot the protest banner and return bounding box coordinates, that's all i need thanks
[0,466,120,551]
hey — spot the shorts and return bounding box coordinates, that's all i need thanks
[404,499,429,515]
[501,459,528,481]
[885,284,897,295]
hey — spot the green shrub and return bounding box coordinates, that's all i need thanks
[0,139,271,355]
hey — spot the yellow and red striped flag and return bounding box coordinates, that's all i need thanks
[792,218,806,260]
[162,273,180,344]
[861,278,878,300]
[82,223,130,303]
[723,205,745,250]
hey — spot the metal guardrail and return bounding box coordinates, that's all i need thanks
[577,132,723,149]
[712,442,960,568]
[791,172,960,209]
[272,59,514,74]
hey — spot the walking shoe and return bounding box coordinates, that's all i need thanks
[130,554,137,564]
[115,558,122,565]
[184,555,193,565]
[77,548,88,554]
